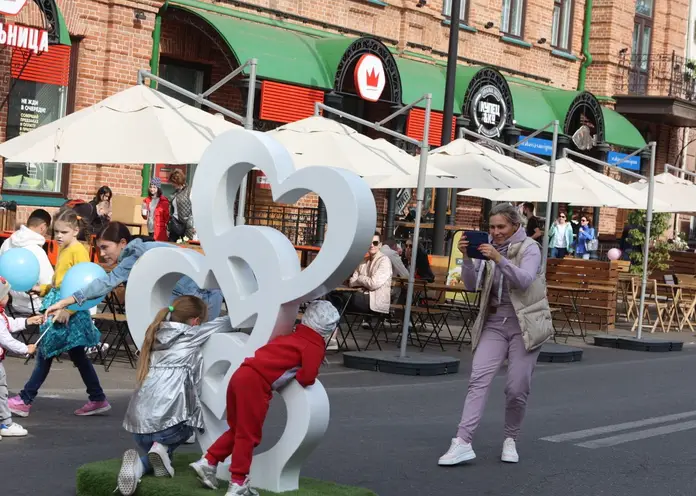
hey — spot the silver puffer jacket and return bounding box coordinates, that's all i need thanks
[123,317,233,434]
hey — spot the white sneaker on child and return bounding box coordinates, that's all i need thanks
[0,422,28,437]
[190,457,218,489]
[117,449,145,496]
[148,442,175,477]
[226,478,259,496]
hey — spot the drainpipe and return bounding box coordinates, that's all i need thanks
[577,0,593,91]
[141,2,167,196]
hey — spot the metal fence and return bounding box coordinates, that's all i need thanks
[616,51,696,101]
[245,203,318,246]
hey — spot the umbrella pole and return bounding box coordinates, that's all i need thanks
[235,60,258,226]
[399,96,432,359]
[541,121,559,271]
[636,142,657,340]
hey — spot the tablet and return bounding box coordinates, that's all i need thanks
[463,230,489,260]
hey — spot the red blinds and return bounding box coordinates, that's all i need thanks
[11,44,71,86]
[406,108,456,146]
[259,81,325,123]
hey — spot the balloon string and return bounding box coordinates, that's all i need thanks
[34,318,54,346]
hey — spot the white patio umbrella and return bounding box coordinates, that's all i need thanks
[266,116,454,187]
[428,139,549,190]
[0,85,240,164]
[534,157,669,209]
[629,172,696,213]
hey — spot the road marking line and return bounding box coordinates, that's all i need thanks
[576,420,696,448]
[540,410,696,442]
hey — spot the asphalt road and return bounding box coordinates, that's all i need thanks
[3,345,696,496]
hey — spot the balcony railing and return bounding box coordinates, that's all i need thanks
[615,51,696,101]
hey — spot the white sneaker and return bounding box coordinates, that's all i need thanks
[226,478,259,496]
[117,449,145,496]
[501,437,519,463]
[438,437,476,466]
[1,422,28,437]
[326,338,339,351]
[190,457,218,489]
[148,442,175,477]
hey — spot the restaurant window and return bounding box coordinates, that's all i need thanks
[551,0,573,51]
[501,0,525,37]
[3,45,71,195]
[442,0,468,23]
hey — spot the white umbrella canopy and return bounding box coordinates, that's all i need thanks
[428,138,548,190]
[267,116,456,188]
[547,158,670,209]
[630,174,696,213]
[0,85,240,164]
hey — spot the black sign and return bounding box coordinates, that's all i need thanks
[471,85,507,139]
[6,79,62,140]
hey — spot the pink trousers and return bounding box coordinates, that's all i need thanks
[456,314,541,443]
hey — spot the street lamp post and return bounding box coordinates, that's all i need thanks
[432,0,461,255]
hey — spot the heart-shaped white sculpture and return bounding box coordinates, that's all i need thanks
[126,129,376,492]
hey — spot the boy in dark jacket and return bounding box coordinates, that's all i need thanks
[190,300,340,496]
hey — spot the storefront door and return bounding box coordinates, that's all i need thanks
[156,61,205,197]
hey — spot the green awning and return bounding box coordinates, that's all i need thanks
[602,107,647,149]
[171,1,342,89]
[396,57,447,112]
[507,82,559,130]
[56,8,71,46]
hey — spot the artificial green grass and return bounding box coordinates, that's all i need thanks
[76,452,378,496]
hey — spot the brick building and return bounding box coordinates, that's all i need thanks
[0,0,692,244]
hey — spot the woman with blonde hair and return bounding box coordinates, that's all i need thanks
[116,295,233,496]
[438,203,553,467]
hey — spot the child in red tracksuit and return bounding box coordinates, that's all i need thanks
[190,300,340,496]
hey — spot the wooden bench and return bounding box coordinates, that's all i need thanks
[545,258,620,331]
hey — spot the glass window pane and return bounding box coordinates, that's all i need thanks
[641,25,651,69]
[443,0,451,15]
[460,0,467,20]
[552,4,561,46]
[4,80,66,193]
[510,0,524,35]
[560,0,572,49]
[501,0,511,32]
[635,0,653,17]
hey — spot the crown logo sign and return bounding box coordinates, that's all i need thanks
[366,67,380,88]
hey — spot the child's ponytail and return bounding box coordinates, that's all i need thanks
[136,306,170,384]
[135,295,208,385]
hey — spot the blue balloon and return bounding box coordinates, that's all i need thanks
[60,262,108,311]
[0,247,40,292]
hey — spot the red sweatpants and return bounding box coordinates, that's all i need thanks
[205,366,272,481]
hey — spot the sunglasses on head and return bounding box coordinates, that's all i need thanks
[372,240,380,247]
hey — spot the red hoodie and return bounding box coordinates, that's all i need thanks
[241,324,326,389]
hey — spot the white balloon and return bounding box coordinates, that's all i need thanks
[126,129,376,492]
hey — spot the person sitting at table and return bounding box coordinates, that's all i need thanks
[344,232,392,315]
[404,240,434,283]
[381,239,409,278]
[437,203,552,468]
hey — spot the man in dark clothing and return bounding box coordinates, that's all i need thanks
[522,202,543,241]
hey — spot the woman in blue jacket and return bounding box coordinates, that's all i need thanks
[44,222,223,319]
[548,213,574,258]
[575,215,596,260]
